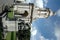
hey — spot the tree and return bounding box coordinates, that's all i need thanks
[18,21,31,40]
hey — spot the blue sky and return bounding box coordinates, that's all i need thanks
[26,0,60,40]
[46,0,60,11]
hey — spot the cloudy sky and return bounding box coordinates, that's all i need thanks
[26,0,60,40]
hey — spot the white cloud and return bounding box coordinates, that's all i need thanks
[44,0,48,3]
[40,36,45,40]
[26,0,44,8]
[35,0,44,8]
[31,25,49,40]
[31,26,37,36]
[54,21,60,40]
[26,0,35,3]
[26,0,48,8]
[43,0,48,7]
[30,25,37,40]
[40,35,49,40]
[55,9,60,16]
[55,27,60,40]
[35,0,48,8]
